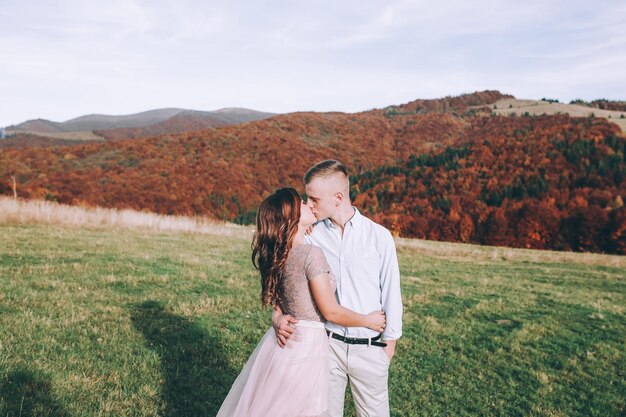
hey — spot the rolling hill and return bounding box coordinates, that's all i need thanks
[1,91,624,254]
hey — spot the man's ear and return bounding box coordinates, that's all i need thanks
[335,192,344,206]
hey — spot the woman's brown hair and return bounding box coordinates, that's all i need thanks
[251,188,301,308]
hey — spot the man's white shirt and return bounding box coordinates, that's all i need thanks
[304,207,403,341]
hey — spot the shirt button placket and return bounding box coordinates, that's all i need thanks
[339,226,347,336]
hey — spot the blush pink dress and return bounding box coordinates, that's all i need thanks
[216,244,336,417]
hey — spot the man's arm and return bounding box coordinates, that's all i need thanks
[271,305,298,348]
[379,229,403,361]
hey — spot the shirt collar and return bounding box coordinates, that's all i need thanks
[324,207,362,229]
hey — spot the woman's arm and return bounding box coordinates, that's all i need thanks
[309,272,385,331]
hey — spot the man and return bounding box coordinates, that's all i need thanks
[272,159,403,417]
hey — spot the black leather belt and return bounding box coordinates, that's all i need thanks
[326,331,387,347]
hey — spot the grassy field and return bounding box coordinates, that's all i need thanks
[1,221,625,417]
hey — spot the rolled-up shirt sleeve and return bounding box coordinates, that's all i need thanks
[379,229,403,341]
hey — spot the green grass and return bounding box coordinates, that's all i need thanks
[0,223,624,417]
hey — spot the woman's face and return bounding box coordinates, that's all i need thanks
[299,198,318,227]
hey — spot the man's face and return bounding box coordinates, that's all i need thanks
[304,177,338,221]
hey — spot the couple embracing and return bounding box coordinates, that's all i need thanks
[217,160,403,417]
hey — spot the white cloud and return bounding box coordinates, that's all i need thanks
[0,0,625,126]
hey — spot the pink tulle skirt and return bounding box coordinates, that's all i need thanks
[216,320,330,417]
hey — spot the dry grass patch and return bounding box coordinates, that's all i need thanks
[488,98,626,131]
[5,129,106,141]
[396,236,626,268]
[0,196,253,239]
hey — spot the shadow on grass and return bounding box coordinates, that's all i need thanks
[0,366,71,417]
[130,300,236,417]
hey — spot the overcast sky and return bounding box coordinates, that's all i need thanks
[1,0,625,127]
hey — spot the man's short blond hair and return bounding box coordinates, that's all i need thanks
[303,159,349,185]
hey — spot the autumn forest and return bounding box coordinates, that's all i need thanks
[1,91,625,254]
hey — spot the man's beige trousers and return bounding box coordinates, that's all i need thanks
[327,337,390,417]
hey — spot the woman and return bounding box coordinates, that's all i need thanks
[216,188,386,417]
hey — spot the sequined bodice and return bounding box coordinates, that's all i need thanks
[279,244,336,322]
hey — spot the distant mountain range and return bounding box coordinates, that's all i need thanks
[94,108,276,141]
[2,107,276,146]
[8,108,184,132]
[7,107,276,132]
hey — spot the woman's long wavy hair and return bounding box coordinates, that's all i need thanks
[252,188,302,308]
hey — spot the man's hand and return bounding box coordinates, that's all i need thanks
[271,306,298,348]
[383,339,396,363]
